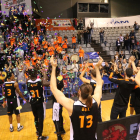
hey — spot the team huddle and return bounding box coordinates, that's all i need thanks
[2,55,140,140]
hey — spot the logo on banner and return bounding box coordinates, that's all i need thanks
[102,124,127,139]
[107,19,129,25]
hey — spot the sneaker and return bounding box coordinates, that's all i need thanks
[38,136,49,140]
[17,125,24,132]
[10,127,14,132]
[36,131,39,137]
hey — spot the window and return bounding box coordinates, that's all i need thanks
[100,4,109,13]
[79,3,88,12]
[89,4,99,12]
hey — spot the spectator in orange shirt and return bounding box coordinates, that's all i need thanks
[78,46,84,64]
[72,34,76,52]
[10,36,15,47]
[57,33,62,44]
[48,45,55,56]
[53,38,59,49]
[56,45,63,59]
[63,53,70,65]
[34,35,39,45]
[62,40,68,52]
[42,38,48,49]
[44,55,49,66]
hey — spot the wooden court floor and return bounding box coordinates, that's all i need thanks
[0,99,133,140]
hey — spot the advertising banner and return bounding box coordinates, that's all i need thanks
[35,19,75,31]
[1,0,32,15]
[85,15,140,28]
[97,114,140,140]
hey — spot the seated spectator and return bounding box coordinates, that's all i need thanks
[134,21,139,31]
[71,60,78,73]
[136,60,140,67]
[63,53,70,65]
[122,59,128,71]
[119,51,125,59]
[104,62,110,74]
[114,51,119,63]
[116,38,121,52]
[131,49,140,62]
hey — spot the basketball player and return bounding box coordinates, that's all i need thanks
[79,63,104,122]
[2,72,27,132]
[50,55,103,140]
[109,64,136,120]
[47,65,65,140]
[27,68,49,140]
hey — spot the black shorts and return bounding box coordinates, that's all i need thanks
[130,93,135,107]
[7,98,20,115]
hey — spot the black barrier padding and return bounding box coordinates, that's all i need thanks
[97,114,140,140]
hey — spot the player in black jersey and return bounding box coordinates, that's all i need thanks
[27,68,49,140]
[2,72,26,132]
[47,65,65,140]
[109,64,136,120]
[79,64,104,122]
[50,55,103,140]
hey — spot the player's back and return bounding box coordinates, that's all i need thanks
[27,78,44,104]
[70,98,98,140]
[4,81,16,99]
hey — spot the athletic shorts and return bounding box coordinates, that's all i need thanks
[130,93,135,107]
[7,98,20,115]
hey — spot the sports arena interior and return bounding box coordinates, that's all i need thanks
[0,0,140,140]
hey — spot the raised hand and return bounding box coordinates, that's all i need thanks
[96,56,103,67]
[50,55,57,67]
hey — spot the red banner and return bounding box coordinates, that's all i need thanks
[35,19,75,31]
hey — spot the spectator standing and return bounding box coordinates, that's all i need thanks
[131,36,135,50]
[74,18,77,30]
[104,62,110,74]
[99,29,104,43]
[78,47,84,64]
[78,18,83,30]
[83,30,88,46]
[134,21,139,32]
[77,31,82,44]
[87,27,92,44]
[72,34,76,52]
[116,38,121,52]
[124,35,130,52]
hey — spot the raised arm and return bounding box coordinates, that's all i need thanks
[92,56,103,106]
[42,70,50,87]
[79,63,90,84]
[135,70,140,87]
[2,86,6,108]
[50,56,74,116]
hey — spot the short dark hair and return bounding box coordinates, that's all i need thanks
[125,68,133,78]
[29,68,38,78]
[90,69,96,78]
[7,71,13,79]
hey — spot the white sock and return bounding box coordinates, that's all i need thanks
[10,124,13,128]
[17,123,20,128]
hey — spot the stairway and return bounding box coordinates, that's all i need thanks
[91,43,111,62]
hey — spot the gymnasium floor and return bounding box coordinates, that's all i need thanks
[0,99,132,140]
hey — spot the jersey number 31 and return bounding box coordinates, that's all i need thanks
[30,90,39,98]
